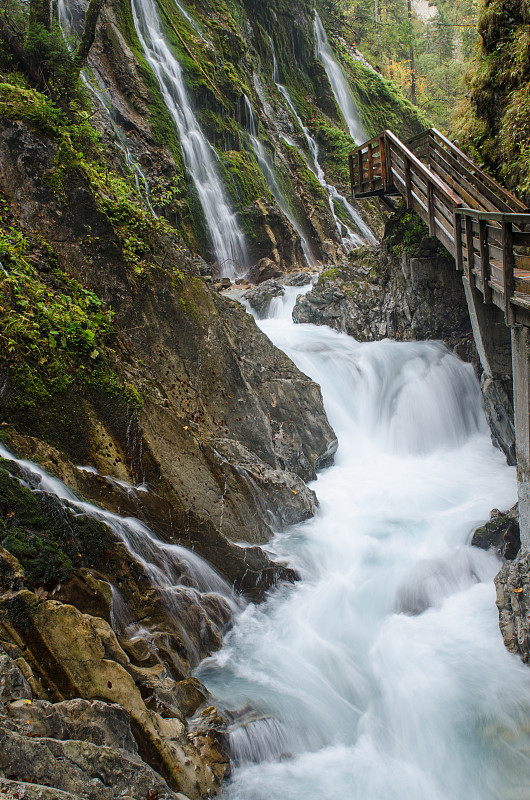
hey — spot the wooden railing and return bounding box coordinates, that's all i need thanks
[349,128,530,326]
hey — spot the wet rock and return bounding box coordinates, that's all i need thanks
[243,280,285,316]
[496,547,530,661]
[0,547,24,593]
[247,257,284,284]
[0,595,229,798]
[472,506,520,560]
[281,271,314,287]
[0,725,179,800]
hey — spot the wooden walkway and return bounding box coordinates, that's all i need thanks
[349,128,530,327]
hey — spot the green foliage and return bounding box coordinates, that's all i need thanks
[25,22,84,106]
[456,0,530,199]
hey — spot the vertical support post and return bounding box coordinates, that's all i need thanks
[427,182,435,237]
[479,219,492,304]
[368,142,374,191]
[464,214,474,281]
[454,211,463,272]
[379,135,386,190]
[502,219,516,325]
[357,149,364,193]
[349,153,355,198]
[385,137,393,193]
[511,325,530,549]
[404,157,412,208]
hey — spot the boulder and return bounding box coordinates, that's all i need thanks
[243,280,285,316]
[247,257,284,284]
[472,506,520,560]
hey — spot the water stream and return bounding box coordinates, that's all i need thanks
[0,443,239,666]
[314,12,367,145]
[266,37,376,248]
[130,0,248,277]
[197,286,530,799]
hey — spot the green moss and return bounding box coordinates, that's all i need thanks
[219,149,270,206]
[456,0,530,199]
[0,463,113,588]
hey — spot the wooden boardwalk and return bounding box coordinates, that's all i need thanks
[349,128,530,328]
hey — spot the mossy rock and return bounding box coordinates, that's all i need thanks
[0,463,113,588]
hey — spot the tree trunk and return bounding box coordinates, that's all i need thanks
[75,0,105,71]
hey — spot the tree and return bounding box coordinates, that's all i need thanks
[0,0,106,105]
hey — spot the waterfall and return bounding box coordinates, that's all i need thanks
[314,12,367,145]
[197,287,530,800]
[130,0,248,278]
[276,83,376,247]
[0,444,240,664]
[266,36,376,247]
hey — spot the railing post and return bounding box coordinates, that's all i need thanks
[379,135,386,189]
[357,149,364,193]
[404,157,412,208]
[502,219,516,325]
[464,214,474,281]
[368,143,374,191]
[479,219,492,304]
[427,182,435,237]
[454,211,463,272]
[385,137,393,193]
[349,153,355,197]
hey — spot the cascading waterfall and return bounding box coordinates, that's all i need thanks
[130,0,248,278]
[197,286,530,800]
[314,12,367,145]
[58,0,156,215]
[0,444,240,664]
[266,36,376,248]
[243,97,317,267]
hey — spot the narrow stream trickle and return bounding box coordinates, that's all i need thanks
[197,286,530,800]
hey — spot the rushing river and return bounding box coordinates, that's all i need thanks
[197,286,530,800]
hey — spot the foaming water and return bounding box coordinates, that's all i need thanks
[198,286,530,799]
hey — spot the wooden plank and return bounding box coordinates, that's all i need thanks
[502,220,516,325]
[454,213,463,271]
[431,146,501,212]
[357,150,364,194]
[479,218,492,303]
[432,128,528,213]
[465,214,474,281]
[433,193,455,226]
[514,253,530,269]
[427,182,435,236]
[380,136,387,189]
[385,130,462,206]
[404,158,413,207]
[368,143,374,191]
[513,231,530,247]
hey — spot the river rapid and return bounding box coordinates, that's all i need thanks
[197,286,530,800]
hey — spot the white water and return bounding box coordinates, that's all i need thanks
[0,444,239,664]
[314,12,367,145]
[130,0,248,277]
[265,36,376,248]
[244,96,316,268]
[198,287,530,799]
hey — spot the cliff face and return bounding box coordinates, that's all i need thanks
[456,0,530,201]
